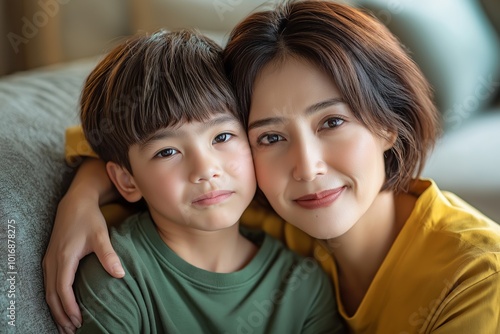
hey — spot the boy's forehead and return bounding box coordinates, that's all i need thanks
[169,113,240,132]
[140,113,241,147]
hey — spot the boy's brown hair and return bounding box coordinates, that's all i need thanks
[81,29,238,173]
[224,0,441,192]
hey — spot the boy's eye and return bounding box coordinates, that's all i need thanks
[257,133,284,146]
[155,148,178,158]
[321,117,344,129]
[213,133,232,144]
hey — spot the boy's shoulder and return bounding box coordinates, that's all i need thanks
[108,211,154,253]
[73,214,146,333]
[75,211,154,288]
[242,226,331,288]
[111,210,150,236]
[74,211,155,316]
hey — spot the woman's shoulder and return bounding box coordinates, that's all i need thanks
[409,179,500,236]
[395,179,500,280]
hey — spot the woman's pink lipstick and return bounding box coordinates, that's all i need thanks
[192,190,234,206]
[294,187,345,209]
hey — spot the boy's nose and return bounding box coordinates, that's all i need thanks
[188,149,221,183]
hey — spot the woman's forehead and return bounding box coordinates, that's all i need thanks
[250,58,342,113]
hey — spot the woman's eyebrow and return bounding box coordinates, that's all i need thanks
[248,97,344,131]
[305,97,344,115]
[248,117,284,131]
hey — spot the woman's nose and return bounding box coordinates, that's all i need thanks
[291,138,327,182]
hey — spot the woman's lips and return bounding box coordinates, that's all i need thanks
[192,190,234,206]
[294,187,345,209]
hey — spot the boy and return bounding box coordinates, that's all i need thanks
[73,29,343,333]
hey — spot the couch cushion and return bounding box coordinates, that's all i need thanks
[359,0,500,130]
[422,109,500,222]
[0,58,97,333]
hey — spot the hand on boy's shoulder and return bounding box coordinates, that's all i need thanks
[74,252,141,333]
[73,212,145,297]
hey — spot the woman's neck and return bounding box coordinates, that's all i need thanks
[328,190,415,316]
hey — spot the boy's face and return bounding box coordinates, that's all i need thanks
[122,113,256,231]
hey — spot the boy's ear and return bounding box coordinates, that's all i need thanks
[106,162,143,203]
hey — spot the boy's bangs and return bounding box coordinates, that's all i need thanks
[127,69,238,145]
[82,29,240,171]
[122,29,239,144]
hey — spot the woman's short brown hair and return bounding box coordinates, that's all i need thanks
[81,29,238,173]
[224,0,441,192]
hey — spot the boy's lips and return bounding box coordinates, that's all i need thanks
[294,187,345,209]
[192,190,234,206]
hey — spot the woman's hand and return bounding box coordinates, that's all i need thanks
[42,159,124,333]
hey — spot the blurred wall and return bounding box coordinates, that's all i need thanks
[1,0,497,79]
[0,0,132,77]
[0,0,281,77]
[0,1,8,75]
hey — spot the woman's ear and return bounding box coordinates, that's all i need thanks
[382,128,398,151]
[106,161,143,203]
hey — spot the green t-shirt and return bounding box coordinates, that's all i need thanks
[74,211,345,333]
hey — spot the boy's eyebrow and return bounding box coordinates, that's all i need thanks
[139,114,239,150]
[248,98,344,131]
[201,114,240,131]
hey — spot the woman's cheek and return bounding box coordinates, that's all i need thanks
[254,156,280,195]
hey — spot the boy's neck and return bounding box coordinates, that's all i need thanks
[151,213,258,273]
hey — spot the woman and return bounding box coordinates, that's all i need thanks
[44,1,500,333]
[223,2,500,332]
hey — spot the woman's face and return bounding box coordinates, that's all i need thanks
[247,58,394,239]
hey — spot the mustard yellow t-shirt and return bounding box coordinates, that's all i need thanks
[335,179,500,333]
[66,126,500,333]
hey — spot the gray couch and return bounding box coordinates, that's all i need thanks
[0,0,499,332]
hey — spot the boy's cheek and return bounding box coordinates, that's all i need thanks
[228,141,255,172]
[225,156,255,177]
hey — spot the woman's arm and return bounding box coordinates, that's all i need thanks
[43,158,124,333]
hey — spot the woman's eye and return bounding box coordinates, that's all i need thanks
[213,133,233,144]
[155,148,178,158]
[257,133,284,146]
[321,117,344,129]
